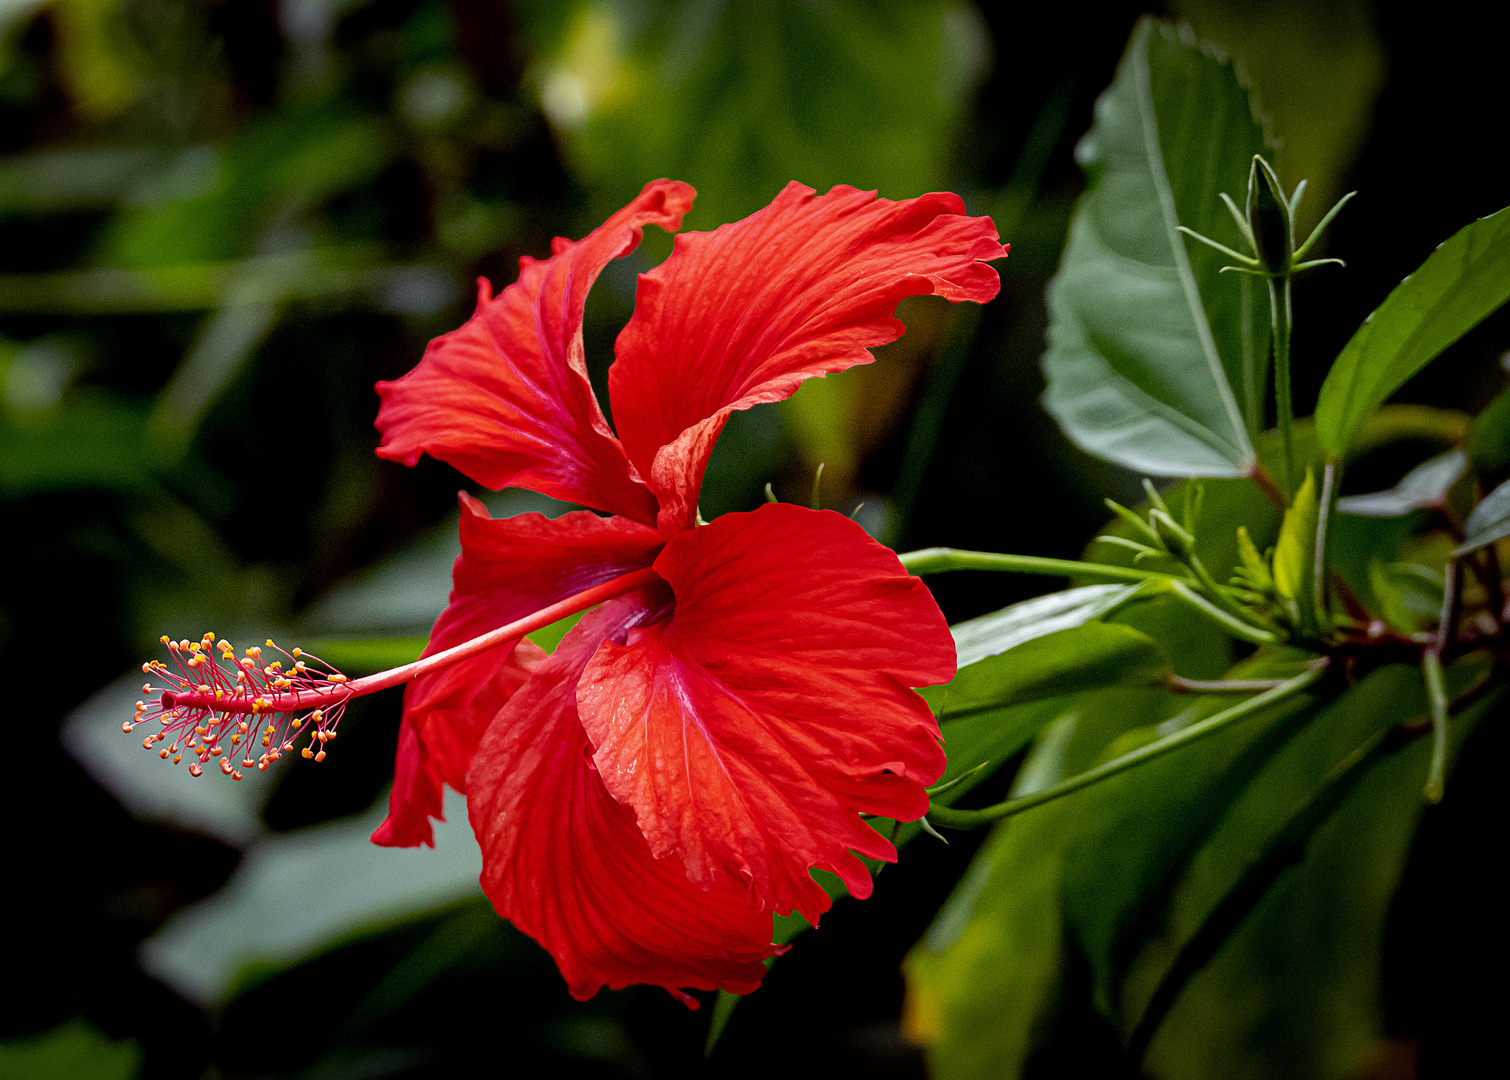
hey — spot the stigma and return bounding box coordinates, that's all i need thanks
[125,632,351,779]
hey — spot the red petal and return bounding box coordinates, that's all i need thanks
[468,591,777,999]
[373,495,663,848]
[609,183,1007,532]
[577,503,954,924]
[374,180,695,523]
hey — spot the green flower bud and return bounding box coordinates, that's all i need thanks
[1149,509,1196,560]
[1246,156,1292,276]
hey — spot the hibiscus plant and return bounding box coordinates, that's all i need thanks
[121,17,1510,1080]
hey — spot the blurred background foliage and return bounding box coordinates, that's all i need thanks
[1,0,1505,1076]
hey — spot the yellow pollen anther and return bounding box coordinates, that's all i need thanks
[301,747,313,759]
[292,648,302,658]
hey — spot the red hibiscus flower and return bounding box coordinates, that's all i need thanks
[369,179,1007,1001]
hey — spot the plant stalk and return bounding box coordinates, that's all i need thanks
[1268,275,1295,501]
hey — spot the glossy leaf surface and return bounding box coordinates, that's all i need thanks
[1042,19,1269,477]
[947,583,1146,668]
[1315,206,1510,458]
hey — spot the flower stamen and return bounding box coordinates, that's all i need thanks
[125,565,662,778]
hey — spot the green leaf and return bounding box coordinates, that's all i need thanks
[1335,448,1466,518]
[0,1019,140,1080]
[1314,206,1510,459]
[904,687,1191,1078]
[947,583,1147,669]
[1271,468,1317,626]
[905,648,1500,1080]
[1131,668,1498,1080]
[920,625,1170,815]
[941,624,1170,721]
[1454,476,1510,555]
[1042,19,1269,477]
[141,787,484,1005]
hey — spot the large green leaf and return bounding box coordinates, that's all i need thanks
[1314,206,1510,458]
[1042,19,1269,477]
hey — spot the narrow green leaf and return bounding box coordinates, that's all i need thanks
[1335,448,1466,518]
[947,583,1146,669]
[1315,206,1510,458]
[1272,469,1318,629]
[1042,19,1268,477]
[1454,476,1510,555]
[941,624,1170,721]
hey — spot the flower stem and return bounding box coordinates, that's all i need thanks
[1268,275,1296,501]
[899,547,1279,643]
[927,660,1329,829]
[897,547,1162,583]
[1421,650,1449,804]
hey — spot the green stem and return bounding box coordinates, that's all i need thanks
[1421,650,1449,804]
[1268,275,1295,501]
[927,661,1328,829]
[897,548,1161,583]
[898,548,1279,643]
[1187,552,1258,625]
[1313,461,1338,633]
[1166,580,1279,645]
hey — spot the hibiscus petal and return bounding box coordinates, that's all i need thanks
[609,182,1007,532]
[577,503,954,924]
[374,179,695,523]
[373,494,663,848]
[468,591,777,999]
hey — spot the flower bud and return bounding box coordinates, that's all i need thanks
[1246,156,1292,276]
[1149,509,1196,561]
